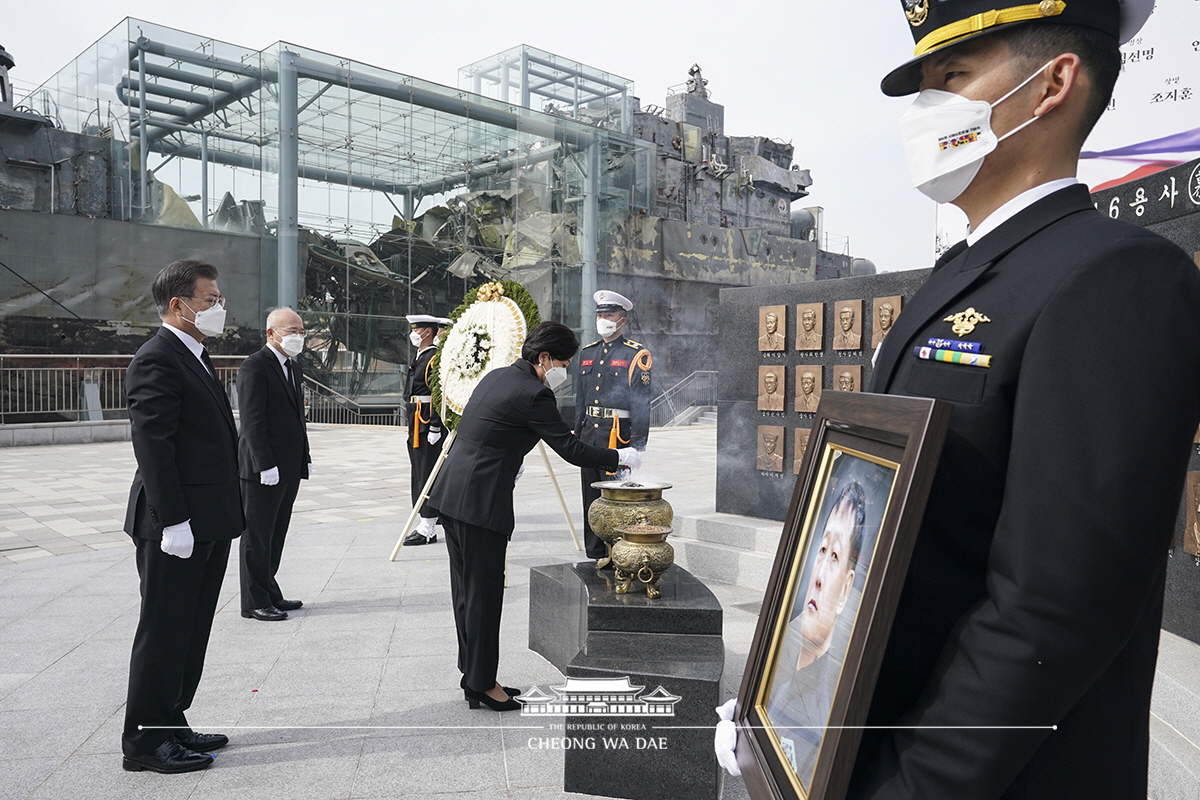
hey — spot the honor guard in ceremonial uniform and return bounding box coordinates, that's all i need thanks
[840,2,1200,800]
[576,290,652,564]
[403,314,451,546]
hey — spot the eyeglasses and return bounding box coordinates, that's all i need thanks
[276,327,306,335]
[185,294,225,309]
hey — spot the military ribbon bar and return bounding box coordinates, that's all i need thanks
[926,337,983,353]
[913,346,992,368]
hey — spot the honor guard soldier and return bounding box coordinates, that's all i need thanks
[576,290,652,565]
[402,314,451,546]
[839,2,1200,799]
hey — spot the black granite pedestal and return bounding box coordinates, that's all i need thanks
[528,563,724,800]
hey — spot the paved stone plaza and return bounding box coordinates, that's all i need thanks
[0,425,764,800]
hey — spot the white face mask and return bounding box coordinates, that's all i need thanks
[543,364,569,390]
[897,60,1052,204]
[278,333,304,358]
[181,299,227,337]
[597,318,621,337]
[409,331,424,348]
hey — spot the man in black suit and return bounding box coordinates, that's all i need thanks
[237,307,311,621]
[847,2,1200,799]
[402,313,450,546]
[122,259,242,773]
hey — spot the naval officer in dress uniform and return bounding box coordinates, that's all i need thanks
[402,314,451,546]
[841,2,1200,799]
[575,290,653,565]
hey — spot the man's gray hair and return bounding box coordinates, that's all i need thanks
[266,306,300,330]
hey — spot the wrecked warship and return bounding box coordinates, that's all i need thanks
[0,26,873,419]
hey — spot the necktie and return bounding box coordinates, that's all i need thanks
[200,348,232,407]
[199,348,219,382]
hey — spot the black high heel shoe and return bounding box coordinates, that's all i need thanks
[460,677,521,700]
[464,688,521,711]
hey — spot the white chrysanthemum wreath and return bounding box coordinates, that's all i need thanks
[438,282,528,415]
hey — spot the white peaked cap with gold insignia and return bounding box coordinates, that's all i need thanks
[594,290,633,312]
[405,314,445,327]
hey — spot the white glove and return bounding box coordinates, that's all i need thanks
[515,464,525,484]
[306,462,315,478]
[617,447,642,471]
[161,520,194,559]
[428,427,443,445]
[260,466,280,486]
[714,698,741,776]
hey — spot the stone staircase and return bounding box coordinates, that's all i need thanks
[668,511,783,589]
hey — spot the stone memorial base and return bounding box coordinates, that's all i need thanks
[528,562,724,800]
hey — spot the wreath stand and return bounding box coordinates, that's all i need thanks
[388,432,582,561]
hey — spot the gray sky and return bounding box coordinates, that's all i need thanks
[6,1,953,272]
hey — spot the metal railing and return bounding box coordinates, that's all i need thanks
[649,370,718,428]
[302,375,403,426]
[0,354,242,424]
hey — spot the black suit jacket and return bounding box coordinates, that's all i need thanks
[428,359,619,534]
[237,345,311,483]
[849,185,1200,799]
[124,327,242,542]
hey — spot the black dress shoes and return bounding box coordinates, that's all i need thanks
[241,606,288,621]
[274,599,303,611]
[173,729,228,752]
[459,675,521,699]
[464,688,521,711]
[122,740,214,773]
[403,531,436,545]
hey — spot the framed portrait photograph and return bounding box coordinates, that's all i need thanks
[795,303,824,351]
[735,392,951,800]
[760,305,788,352]
[760,366,787,412]
[831,300,862,351]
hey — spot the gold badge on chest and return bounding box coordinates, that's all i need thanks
[943,307,991,337]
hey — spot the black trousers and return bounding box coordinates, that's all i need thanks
[443,515,508,692]
[239,477,301,611]
[407,421,444,514]
[123,537,230,756]
[579,417,624,558]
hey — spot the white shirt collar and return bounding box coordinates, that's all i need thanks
[162,323,205,364]
[267,341,290,368]
[966,177,1080,246]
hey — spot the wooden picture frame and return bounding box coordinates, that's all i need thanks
[734,391,951,800]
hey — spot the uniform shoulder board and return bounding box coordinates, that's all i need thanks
[623,339,645,349]
[582,339,602,349]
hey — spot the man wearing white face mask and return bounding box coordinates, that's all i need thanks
[403,314,452,546]
[575,290,653,566]
[122,259,240,772]
[839,2,1200,799]
[236,307,312,621]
